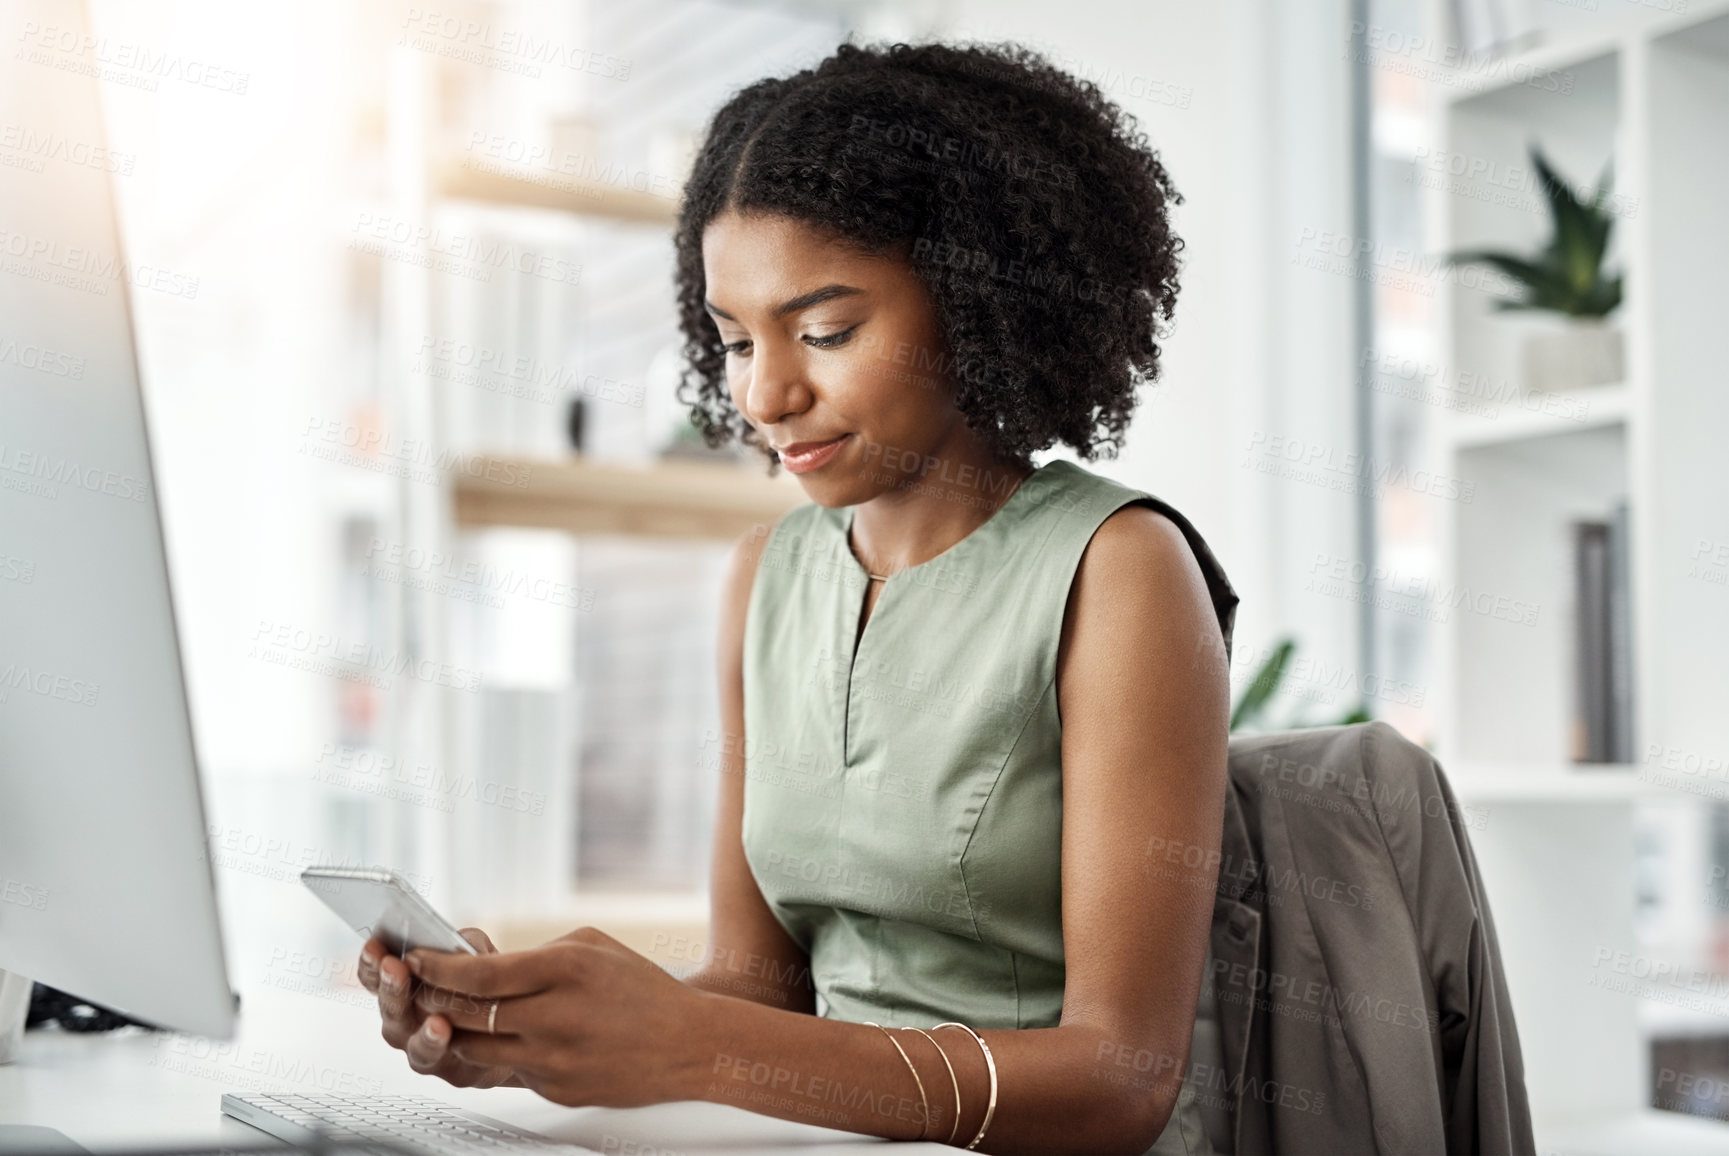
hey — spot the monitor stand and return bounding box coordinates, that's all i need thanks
[0,972,81,1150]
[0,968,31,1064]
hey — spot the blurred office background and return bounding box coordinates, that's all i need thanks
[72,0,1729,1146]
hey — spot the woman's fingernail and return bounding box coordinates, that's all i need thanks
[382,970,403,993]
[406,952,424,976]
[425,1019,447,1044]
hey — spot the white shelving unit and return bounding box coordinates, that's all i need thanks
[1427,3,1729,1146]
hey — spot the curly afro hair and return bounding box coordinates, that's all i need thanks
[673,39,1184,470]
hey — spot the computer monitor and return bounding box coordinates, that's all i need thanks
[0,0,236,1041]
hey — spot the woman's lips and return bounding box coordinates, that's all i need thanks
[778,434,850,474]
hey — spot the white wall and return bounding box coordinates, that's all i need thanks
[895,0,1365,706]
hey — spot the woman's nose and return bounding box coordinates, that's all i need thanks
[739,339,813,429]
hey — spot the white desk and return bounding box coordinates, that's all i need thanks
[0,979,948,1153]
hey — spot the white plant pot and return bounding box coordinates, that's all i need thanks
[0,969,31,1064]
[1521,318,1624,394]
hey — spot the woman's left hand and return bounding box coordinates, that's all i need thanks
[408,926,718,1107]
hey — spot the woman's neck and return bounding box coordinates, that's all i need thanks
[847,434,1033,577]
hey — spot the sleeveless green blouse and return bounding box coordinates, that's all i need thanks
[740,458,1238,1152]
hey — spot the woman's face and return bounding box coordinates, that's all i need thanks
[701,209,980,508]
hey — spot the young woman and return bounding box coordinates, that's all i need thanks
[358,40,1237,1155]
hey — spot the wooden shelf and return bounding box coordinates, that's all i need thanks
[452,455,805,540]
[435,159,679,225]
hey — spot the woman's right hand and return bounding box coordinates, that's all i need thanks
[357,927,517,1088]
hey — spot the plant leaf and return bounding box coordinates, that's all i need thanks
[1447,250,1574,306]
[1230,638,1294,732]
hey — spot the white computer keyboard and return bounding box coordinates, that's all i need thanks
[220,1092,601,1154]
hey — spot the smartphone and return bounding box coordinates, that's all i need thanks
[300,866,479,957]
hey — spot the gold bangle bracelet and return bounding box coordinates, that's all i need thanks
[933,1022,997,1151]
[864,1021,930,1140]
[903,1026,961,1146]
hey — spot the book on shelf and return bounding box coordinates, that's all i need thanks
[1607,500,1634,764]
[1571,507,1634,764]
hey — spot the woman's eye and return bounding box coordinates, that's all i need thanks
[722,339,752,355]
[804,325,858,349]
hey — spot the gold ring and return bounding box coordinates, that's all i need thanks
[487,999,498,1034]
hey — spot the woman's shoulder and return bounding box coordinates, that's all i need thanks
[1035,458,1241,660]
[1019,457,1153,518]
[718,501,841,618]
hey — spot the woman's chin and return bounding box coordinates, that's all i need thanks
[792,476,861,508]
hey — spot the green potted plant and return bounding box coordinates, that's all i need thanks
[1446,144,1624,395]
[1229,637,1370,734]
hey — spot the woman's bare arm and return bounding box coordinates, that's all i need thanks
[680,525,817,1013]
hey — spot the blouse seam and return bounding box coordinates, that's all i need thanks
[951,498,1071,943]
